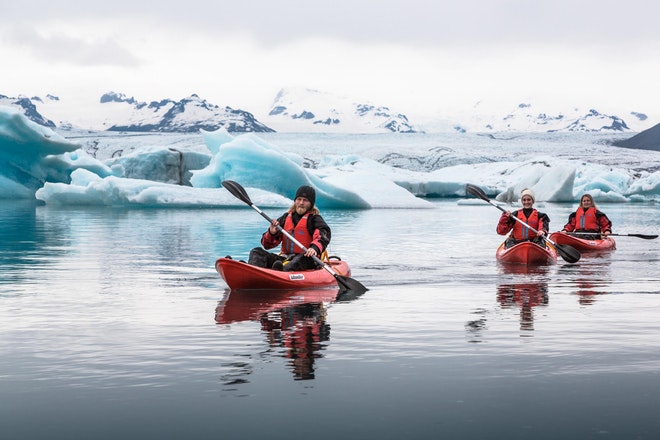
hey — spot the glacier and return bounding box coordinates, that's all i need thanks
[1,105,659,208]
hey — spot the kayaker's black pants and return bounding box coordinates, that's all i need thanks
[248,247,318,271]
[504,237,547,249]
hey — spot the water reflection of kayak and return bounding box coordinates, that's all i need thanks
[215,257,351,290]
[496,241,557,266]
[549,231,616,253]
[215,289,339,324]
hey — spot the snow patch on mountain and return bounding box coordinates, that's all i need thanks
[0,94,56,128]
[426,101,640,133]
[262,88,418,133]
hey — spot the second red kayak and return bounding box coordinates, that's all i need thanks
[496,241,558,266]
[216,257,351,290]
[549,232,616,253]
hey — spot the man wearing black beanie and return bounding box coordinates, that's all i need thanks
[248,185,331,271]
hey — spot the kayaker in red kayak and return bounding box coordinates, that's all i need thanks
[496,188,550,248]
[248,185,331,272]
[561,193,612,239]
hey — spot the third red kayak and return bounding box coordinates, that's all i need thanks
[496,241,558,266]
[549,232,616,253]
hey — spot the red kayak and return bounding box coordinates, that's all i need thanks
[549,232,616,253]
[496,241,557,266]
[215,257,351,290]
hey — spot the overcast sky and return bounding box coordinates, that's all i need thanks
[3,0,660,117]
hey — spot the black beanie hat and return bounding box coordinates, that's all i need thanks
[294,185,316,206]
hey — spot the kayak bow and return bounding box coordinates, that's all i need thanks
[496,241,558,266]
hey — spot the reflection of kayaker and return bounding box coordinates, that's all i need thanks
[260,302,330,380]
[215,289,339,324]
[497,282,549,331]
[497,264,549,331]
[215,289,335,381]
[574,264,612,305]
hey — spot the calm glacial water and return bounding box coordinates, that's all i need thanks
[1,199,659,439]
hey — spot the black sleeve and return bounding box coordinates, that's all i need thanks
[309,214,331,252]
[596,210,613,232]
[563,212,576,230]
[538,212,550,232]
[508,210,519,226]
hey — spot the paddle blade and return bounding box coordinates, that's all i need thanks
[334,274,368,295]
[466,184,490,202]
[553,242,581,263]
[627,233,658,240]
[222,180,252,206]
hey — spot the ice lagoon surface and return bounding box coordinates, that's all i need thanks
[1,126,660,440]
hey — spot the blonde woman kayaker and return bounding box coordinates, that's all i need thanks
[561,193,612,240]
[248,185,331,271]
[496,188,550,248]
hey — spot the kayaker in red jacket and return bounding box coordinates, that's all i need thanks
[561,193,612,239]
[497,188,550,248]
[248,185,331,271]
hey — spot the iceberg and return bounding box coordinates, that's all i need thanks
[0,106,81,198]
[36,168,292,208]
[1,106,659,207]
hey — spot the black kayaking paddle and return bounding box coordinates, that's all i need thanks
[466,184,581,263]
[564,231,658,240]
[222,180,368,294]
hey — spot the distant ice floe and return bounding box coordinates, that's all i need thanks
[1,106,659,208]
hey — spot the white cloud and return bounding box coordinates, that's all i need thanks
[4,25,140,67]
[2,2,660,119]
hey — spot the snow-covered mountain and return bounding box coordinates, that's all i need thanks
[260,87,418,133]
[95,92,273,133]
[419,101,650,133]
[0,94,56,128]
[1,90,656,134]
[1,92,273,133]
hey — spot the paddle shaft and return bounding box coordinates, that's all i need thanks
[565,231,658,240]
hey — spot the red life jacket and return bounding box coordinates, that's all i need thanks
[575,207,599,231]
[281,213,312,254]
[511,210,541,240]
